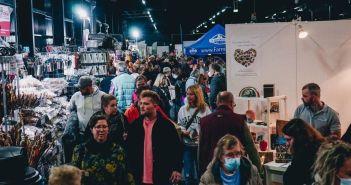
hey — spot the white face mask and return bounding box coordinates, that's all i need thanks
[172,73,178,79]
[339,177,351,185]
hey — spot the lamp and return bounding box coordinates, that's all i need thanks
[131,28,141,50]
[298,24,308,39]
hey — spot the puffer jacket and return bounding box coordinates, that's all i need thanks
[69,86,106,134]
[200,156,262,185]
[110,73,135,111]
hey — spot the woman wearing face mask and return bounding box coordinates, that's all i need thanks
[313,141,351,185]
[72,113,135,185]
[200,134,262,185]
[282,118,326,185]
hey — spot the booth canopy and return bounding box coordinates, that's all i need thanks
[184,24,226,56]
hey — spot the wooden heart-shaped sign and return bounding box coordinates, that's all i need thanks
[234,48,257,67]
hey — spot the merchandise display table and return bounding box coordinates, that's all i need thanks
[264,161,290,185]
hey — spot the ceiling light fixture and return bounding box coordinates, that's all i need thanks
[222,8,226,13]
[217,12,220,16]
[282,10,286,13]
[142,0,146,5]
[233,0,239,13]
[211,21,215,24]
[298,24,308,39]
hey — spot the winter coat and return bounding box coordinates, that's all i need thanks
[71,139,135,185]
[110,72,135,111]
[100,76,115,94]
[209,73,226,109]
[199,105,261,175]
[126,113,183,185]
[69,86,106,134]
[199,156,262,185]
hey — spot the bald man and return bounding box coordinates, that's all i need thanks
[199,91,261,175]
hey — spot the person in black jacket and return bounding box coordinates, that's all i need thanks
[209,63,226,110]
[282,118,326,185]
[84,94,128,148]
[126,90,183,185]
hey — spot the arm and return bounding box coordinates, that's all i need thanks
[109,81,115,95]
[330,111,341,139]
[209,78,218,108]
[242,124,262,174]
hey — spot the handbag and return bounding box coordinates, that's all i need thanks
[181,109,200,147]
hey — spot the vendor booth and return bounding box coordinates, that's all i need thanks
[184,24,226,56]
[226,20,351,135]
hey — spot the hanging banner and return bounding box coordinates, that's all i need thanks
[0,5,12,36]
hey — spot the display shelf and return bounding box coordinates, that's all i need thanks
[64,18,73,23]
[235,95,288,151]
[80,62,107,66]
[32,8,52,18]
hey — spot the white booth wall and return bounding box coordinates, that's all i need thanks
[226,20,351,133]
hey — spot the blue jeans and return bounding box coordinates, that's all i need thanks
[182,146,199,185]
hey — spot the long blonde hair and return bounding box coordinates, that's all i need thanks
[186,84,208,113]
[313,141,351,185]
[153,73,169,87]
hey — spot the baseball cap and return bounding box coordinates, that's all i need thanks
[76,76,92,88]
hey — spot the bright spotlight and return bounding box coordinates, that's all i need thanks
[76,6,88,19]
[131,28,141,39]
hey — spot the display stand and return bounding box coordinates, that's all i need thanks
[0,56,16,132]
[234,95,288,151]
[79,52,108,76]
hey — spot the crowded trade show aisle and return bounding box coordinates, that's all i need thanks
[2,0,351,185]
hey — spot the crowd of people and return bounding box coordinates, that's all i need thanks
[53,54,351,185]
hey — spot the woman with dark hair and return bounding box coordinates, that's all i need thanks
[72,113,135,185]
[85,94,128,147]
[282,118,326,185]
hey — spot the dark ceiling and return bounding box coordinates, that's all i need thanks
[94,0,351,45]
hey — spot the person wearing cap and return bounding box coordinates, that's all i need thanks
[69,76,106,137]
[109,62,135,112]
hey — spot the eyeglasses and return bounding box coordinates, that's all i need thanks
[93,125,108,130]
[224,151,242,158]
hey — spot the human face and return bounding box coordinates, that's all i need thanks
[221,145,242,173]
[136,79,146,89]
[186,89,196,106]
[139,97,157,117]
[104,99,117,116]
[221,144,242,164]
[284,135,294,153]
[301,89,314,107]
[80,85,92,96]
[91,119,109,143]
[338,158,351,179]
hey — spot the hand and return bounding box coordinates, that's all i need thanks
[182,130,190,136]
[169,171,181,184]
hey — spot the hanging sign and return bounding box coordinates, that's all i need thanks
[0,5,12,36]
